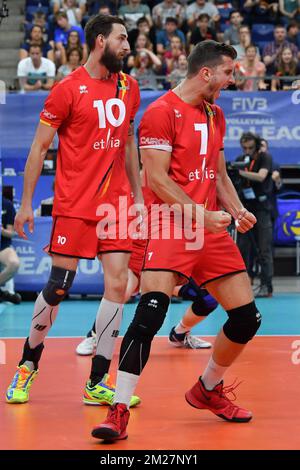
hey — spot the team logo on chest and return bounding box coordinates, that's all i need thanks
[79,85,88,94]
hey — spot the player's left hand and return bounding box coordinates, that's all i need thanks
[235,208,256,233]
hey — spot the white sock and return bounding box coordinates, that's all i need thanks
[175,321,190,334]
[113,370,139,408]
[201,356,229,390]
[29,292,59,349]
[95,298,123,359]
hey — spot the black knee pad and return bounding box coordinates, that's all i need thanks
[42,266,76,306]
[223,301,262,344]
[118,292,170,375]
[127,292,170,340]
[191,292,218,317]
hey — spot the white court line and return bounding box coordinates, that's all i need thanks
[2,334,300,339]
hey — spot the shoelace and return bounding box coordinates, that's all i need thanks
[184,335,204,348]
[107,405,126,424]
[220,379,243,402]
[15,367,31,390]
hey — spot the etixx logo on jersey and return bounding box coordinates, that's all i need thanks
[79,85,88,94]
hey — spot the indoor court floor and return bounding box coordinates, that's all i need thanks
[0,280,300,450]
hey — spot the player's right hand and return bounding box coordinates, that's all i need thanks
[204,210,232,233]
[14,206,34,239]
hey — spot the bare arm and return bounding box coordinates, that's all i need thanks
[125,124,143,204]
[19,78,42,91]
[19,48,28,60]
[239,167,268,183]
[14,123,57,238]
[141,148,231,233]
[217,150,256,232]
[42,77,54,90]
[1,224,15,239]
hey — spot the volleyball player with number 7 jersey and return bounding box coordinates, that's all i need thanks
[93,41,261,442]
[6,15,143,408]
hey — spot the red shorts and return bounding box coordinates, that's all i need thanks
[143,230,246,287]
[47,216,132,259]
[128,238,147,278]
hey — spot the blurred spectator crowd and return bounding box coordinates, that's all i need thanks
[17,0,300,91]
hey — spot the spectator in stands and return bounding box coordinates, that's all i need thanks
[130,49,162,90]
[0,196,21,305]
[236,44,267,90]
[20,25,54,62]
[126,33,155,70]
[224,10,244,45]
[54,11,86,65]
[242,0,279,25]
[128,16,157,52]
[152,0,185,30]
[287,21,300,49]
[156,17,186,54]
[279,0,300,25]
[98,4,111,16]
[17,44,56,92]
[271,46,300,90]
[233,25,257,60]
[164,36,185,73]
[60,0,83,27]
[56,47,82,80]
[263,24,299,72]
[119,0,152,33]
[65,30,87,63]
[25,11,51,43]
[167,52,187,87]
[189,13,217,51]
[51,0,86,17]
[186,0,220,30]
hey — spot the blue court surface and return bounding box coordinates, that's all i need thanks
[0,293,299,338]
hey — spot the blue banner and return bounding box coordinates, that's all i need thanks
[1,91,300,167]
[3,175,54,213]
[12,218,104,293]
[220,91,300,164]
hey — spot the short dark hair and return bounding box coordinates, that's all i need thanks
[198,13,210,22]
[29,43,42,52]
[56,11,68,20]
[85,14,125,51]
[274,24,286,30]
[287,21,299,32]
[240,132,261,151]
[137,16,149,26]
[165,17,178,25]
[187,40,237,77]
[229,10,241,19]
[245,43,257,51]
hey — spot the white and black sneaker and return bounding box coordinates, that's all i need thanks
[168,326,212,349]
[76,332,97,356]
[0,289,21,304]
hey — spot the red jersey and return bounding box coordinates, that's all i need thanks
[40,66,140,220]
[139,90,225,211]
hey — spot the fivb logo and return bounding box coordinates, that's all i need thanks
[0,80,6,104]
[0,340,6,365]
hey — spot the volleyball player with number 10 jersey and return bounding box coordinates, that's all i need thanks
[6,15,142,408]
